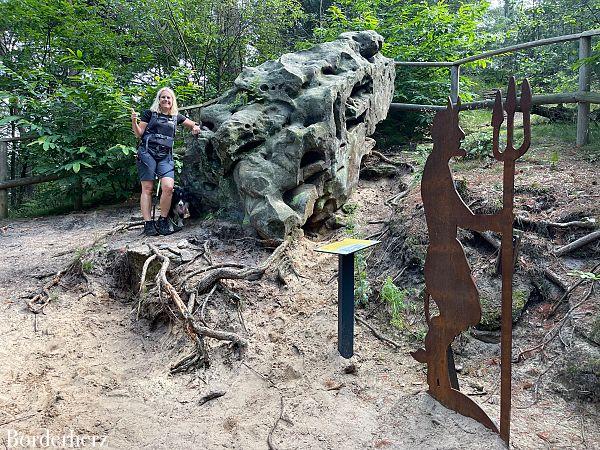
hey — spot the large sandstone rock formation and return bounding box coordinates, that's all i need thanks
[182,31,395,239]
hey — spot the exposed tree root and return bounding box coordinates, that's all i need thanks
[27,257,85,314]
[267,395,289,450]
[26,222,134,314]
[183,239,290,294]
[548,262,600,316]
[473,229,570,290]
[515,279,597,363]
[146,244,248,373]
[139,238,291,373]
[371,150,415,172]
[515,215,597,231]
[355,314,402,349]
[384,187,411,207]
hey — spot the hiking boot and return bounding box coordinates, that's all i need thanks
[142,220,159,236]
[156,216,172,236]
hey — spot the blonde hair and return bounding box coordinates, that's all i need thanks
[150,87,179,116]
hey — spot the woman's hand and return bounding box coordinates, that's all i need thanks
[192,124,201,135]
[132,108,146,138]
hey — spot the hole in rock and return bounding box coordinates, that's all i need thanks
[333,94,343,140]
[301,150,324,167]
[237,139,266,154]
[205,141,219,163]
[202,120,216,131]
[350,75,373,98]
[347,111,367,132]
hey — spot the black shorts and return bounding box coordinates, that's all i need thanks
[137,147,174,181]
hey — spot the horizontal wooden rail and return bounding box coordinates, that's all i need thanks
[0,173,67,190]
[0,135,35,143]
[395,29,600,67]
[392,29,597,145]
[390,91,600,112]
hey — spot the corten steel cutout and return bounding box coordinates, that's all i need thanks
[411,77,531,444]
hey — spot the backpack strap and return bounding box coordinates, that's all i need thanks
[170,114,177,138]
[142,111,159,151]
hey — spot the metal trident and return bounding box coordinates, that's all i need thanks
[491,76,532,444]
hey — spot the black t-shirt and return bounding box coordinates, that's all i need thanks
[140,110,187,138]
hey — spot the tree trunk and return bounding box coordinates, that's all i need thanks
[73,176,83,210]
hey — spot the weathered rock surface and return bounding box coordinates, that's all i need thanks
[182,31,395,239]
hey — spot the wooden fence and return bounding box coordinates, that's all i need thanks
[1,30,599,219]
[393,29,600,146]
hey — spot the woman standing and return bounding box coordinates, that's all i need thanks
[131,87,201,236]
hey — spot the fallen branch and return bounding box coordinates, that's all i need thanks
[543,268,569,291]
[198,390,226,406]
[355,315,402,349]
[554,230,600,257]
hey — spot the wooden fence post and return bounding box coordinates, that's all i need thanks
[577,35,592,146]
[450,65,460,103]
[0,141,8,219]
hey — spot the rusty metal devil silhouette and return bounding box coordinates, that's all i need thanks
[412,77,532,444]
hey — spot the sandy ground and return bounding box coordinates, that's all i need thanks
[0,170,597,449]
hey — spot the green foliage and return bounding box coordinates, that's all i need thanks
[82,260,94,274]
[549,150,559,170]
[339,201,372,305]
[341,202,359,214]
[462,130,493,159]
[342,202,360,234]
[567,270,600,281]
[303,0,491,106]
[354,251,371,307]
[410,143,433,182]
[479,0,600,97]
[381,276,408,329]
[0,0,306,216]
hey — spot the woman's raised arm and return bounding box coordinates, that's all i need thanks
[131,108,147,138]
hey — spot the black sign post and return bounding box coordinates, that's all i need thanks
[316,238,380,358]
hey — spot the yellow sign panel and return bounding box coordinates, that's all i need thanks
[315,238,380,255]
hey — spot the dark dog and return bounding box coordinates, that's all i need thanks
[168,186,191,233]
